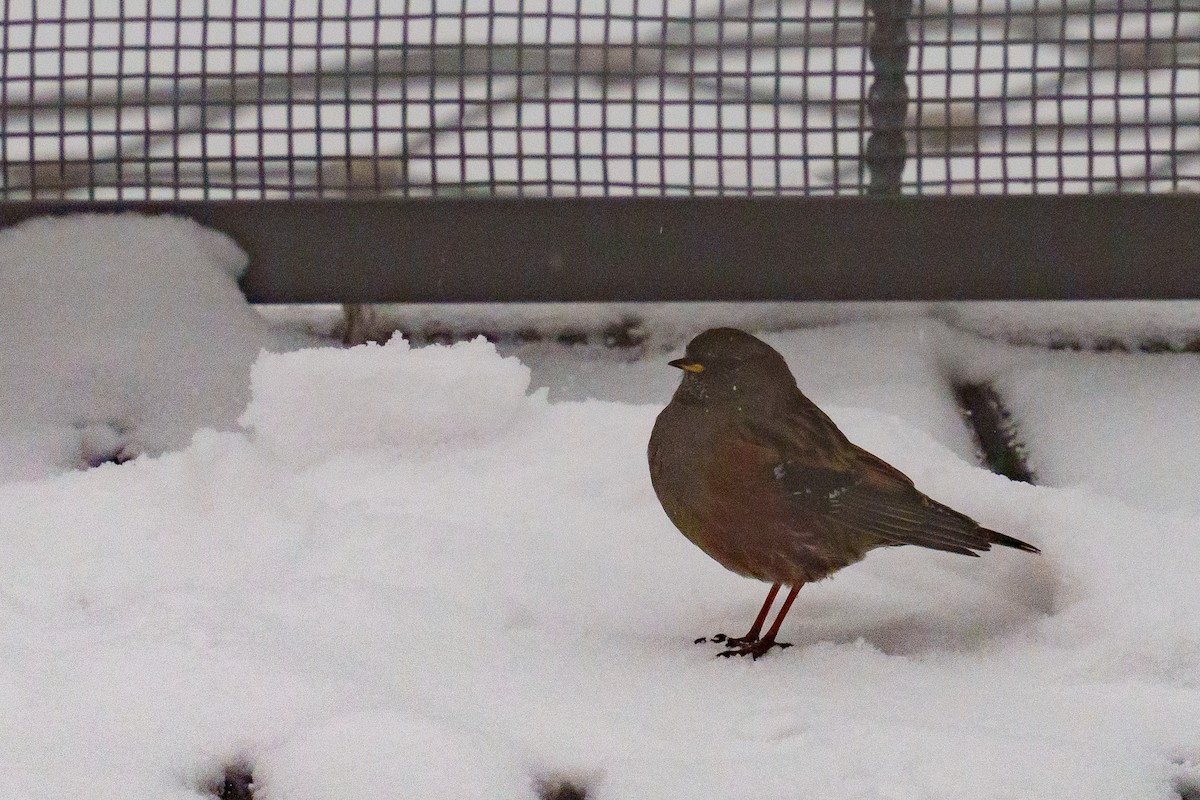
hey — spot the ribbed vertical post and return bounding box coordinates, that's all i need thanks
[865,0,912,194]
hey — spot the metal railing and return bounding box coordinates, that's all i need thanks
[2,0,1197,200]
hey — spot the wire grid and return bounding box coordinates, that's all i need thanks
[1,0,1197,199]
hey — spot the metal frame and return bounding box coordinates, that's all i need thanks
[2,194,1195,302]
[2,4,1197,304]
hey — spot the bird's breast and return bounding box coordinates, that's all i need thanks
[649,406,787,579]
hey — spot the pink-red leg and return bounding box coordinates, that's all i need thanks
[719,583,803,660]
[713,582,781,647]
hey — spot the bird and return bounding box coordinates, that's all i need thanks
[647,327,1039,659]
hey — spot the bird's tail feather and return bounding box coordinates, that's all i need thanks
[981,527,1040,554]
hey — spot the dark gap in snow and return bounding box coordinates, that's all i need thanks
[952,382,1036,485]
[1173,757,1200,800]
[554,329,590,346]
[338,303,378,345]
[1044,335,1200,354]
[330,305,649,350]
[426,328,500,345]
[538,778,588,800]
[85,450,135,468]
[213,764,254,800]
[600,317,649,349]
[408,318,648,350]
[77,422,135,469]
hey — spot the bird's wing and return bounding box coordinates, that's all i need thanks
[778,462,992,555]
[737,403,995,556]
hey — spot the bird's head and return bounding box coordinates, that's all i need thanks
[668,327,797,407]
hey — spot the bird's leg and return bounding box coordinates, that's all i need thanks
[707,583,780,647]
[719,583,802,660]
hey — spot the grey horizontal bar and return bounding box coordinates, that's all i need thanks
[1,195,1197,302]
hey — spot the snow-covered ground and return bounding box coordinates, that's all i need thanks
[3,213,1200,799]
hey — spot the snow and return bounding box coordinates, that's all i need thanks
[0,213,309,482]
[998,351,1200,515]
[3,213,1200,799]
[242,336,540,466]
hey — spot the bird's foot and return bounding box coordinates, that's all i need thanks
[695,632,753,645]
[716,635,792,660]
[695,631,760,647]
[713,631,759,648]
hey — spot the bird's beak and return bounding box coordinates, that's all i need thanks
[669,358,705,373]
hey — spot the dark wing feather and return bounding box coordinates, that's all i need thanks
[738,394,1039,556]
[767,461,987,555]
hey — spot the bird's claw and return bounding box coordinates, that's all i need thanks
[696,632,748,646]
[720,634,758,648]
[715,637,792,660]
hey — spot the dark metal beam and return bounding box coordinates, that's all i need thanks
[0,195,1196,302]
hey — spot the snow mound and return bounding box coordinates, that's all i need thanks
[0,213,295,482]
[241,335,540,465]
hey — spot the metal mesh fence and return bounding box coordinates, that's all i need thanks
[1,0,1197,200]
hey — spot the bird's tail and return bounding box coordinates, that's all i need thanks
[981,527,1040,554]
